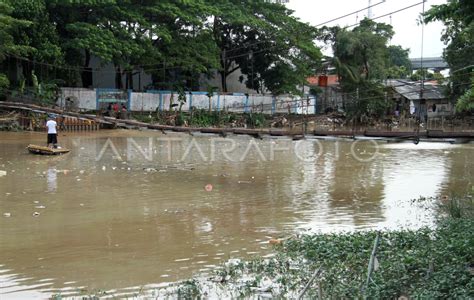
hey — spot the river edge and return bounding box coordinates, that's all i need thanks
[1,121,472,299]
[1,102,473,141]
[48,195,473,300]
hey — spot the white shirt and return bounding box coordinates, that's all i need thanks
[46,120,57,134]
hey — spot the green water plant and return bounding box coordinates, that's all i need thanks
[163,194,474,299]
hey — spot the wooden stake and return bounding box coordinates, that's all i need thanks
[297,267,322,300]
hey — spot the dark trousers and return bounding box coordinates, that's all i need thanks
[47,133,58,146]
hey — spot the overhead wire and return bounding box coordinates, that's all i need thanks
[315,0,387,27]
[5,46,472,99]
[1,0,398,72]
[4,0,464,99]
[344,1,425,28]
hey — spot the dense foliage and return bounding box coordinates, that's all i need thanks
[387,45,412,79]
[456,76,474,113]
[321,19,397,121]
[153,196,474,299]
[0,0,321,96]
[425,0,474,112]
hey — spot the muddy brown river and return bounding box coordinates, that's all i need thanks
[0,130,472,298]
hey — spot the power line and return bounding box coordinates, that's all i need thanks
[5,43,285,75]
[345,1,425,28]
[6,49,472,96]
[223,1,389,55]
[315,0,386,27]
[2,0,461,97]
[4,1,393,71]
[4,1,426,75]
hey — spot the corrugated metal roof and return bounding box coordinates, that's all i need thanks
[390,82,447,101]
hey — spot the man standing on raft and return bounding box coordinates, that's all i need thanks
[46,114,58,148]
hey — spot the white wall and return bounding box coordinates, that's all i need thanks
[221,94,247,112]
[58,88,315,115]
[131,92,159,111]
[59,88,96,111]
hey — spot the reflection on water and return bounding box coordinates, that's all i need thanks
[46,167,57,193]
[0,130,472,298]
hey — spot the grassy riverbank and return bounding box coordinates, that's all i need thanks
[157,194,473,299]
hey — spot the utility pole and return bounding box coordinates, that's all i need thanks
[368,0,373,18]
[420,0,425,126]
[223,49,226,93]
[250,50,254,92]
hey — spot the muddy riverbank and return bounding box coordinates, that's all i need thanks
[1,102,473,141]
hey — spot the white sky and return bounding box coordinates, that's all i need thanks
[286,0,447,58]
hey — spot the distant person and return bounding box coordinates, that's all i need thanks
[112,102,119,117]
[120,104,128,119]
[106,103,112,116]
[46,115,58,148]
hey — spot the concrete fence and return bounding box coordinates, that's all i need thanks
[58,88,317,115]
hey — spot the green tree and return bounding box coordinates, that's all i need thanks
[205,0,321,95]
[424,0,474,100]
[11,1,63,64]
[206,85,217,113]
[323,19,394,120]
[2,0,321,96]
[145,0,220,90]
[0,1,32,91]
[0,1,31,59]
[456,76,474,113]
[0,74,9,97]
[331,19,394,84]
[48,0,156,88]
[387,45,412,78]
[410,68,434,81]
[6,0,65,88]
[51,0,219,90]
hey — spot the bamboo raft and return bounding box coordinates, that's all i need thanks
[27,144,71,155]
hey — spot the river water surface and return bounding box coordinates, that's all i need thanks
[0,130,472,298]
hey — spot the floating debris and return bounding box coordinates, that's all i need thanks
[205,184,213,192]
[3,212,11,217]
[32,212,40,217]
[174,258,191,262]
[238,180,252,184]
[269,238,282,245]
[0,170,6,177]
